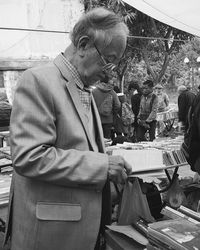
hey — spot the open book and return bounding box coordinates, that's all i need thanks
[112,149,165,173]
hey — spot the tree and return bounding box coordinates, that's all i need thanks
[127,8,193,85]
[168,37,200,91]
[84,0,193,89]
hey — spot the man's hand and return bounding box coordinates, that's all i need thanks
[108,155,132,184]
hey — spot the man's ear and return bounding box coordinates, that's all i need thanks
[77,36,91,56]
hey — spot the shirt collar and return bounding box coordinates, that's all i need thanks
[60,53,85,91]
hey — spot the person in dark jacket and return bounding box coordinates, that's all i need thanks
[93,77,120,139]
[178,85,196,133]
[128,81,142,141]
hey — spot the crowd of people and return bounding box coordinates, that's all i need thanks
[93,77,172,143]
[93,75,200,146]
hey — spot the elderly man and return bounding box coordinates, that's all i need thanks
[4,8,131,250]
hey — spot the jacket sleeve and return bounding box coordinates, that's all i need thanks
[131,95,139,116]
[10,69,108,190]
[112,90,121,115]
[178,94,186,122]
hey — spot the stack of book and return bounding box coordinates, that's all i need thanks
[107,135,185,151]
[147,218,200,249]
[0,158,12,173]
[163,149,187,167]
[178,205,200,222]
[147,205,200,249]
[0,146,12,173]
[161,205,200,224]
[0,146,11,159]
[0,174,11,206]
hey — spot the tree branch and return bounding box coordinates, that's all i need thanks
[157,53,170,82]
[142,49,157,80]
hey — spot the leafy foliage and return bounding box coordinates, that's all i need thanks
[83,0,193,90]
[168,37,200,91]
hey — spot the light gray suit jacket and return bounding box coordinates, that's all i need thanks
[4,54,110,250]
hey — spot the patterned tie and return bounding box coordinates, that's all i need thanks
[78,87,92,111]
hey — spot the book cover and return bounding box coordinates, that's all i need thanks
[178,205,200,222]
[148,218,200,250]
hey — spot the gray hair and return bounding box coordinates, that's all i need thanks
[70,8,129,48]
[177,85,187,94]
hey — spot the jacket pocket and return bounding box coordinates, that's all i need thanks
[36,202,81,221]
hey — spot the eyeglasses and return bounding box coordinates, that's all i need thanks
[93,42,117,72]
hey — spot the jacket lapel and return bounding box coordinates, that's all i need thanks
[54,54,100,152]
[66,82,95,149]
[91,96,105,153]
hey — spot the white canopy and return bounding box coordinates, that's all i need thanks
[0,0,84,59]
[123,0,200,37]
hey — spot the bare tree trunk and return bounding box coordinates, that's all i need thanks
[117,61,128,91]
[142,49,157,81]
[157,53,170,83]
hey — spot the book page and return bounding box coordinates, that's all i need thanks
[106,225,148,246]
[112,149,165,173]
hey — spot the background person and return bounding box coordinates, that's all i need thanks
[154,83,170,136]
[4,8,131,250]
[154,83,169,112]
[178,85,196,133]
[117,93,135,138]
[93,76,121,140]
[137,80,158,141]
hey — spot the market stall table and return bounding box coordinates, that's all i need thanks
[0,147,12,222]
[157,108,178,135]
[0,131,9,148]
[105,136,198,249]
